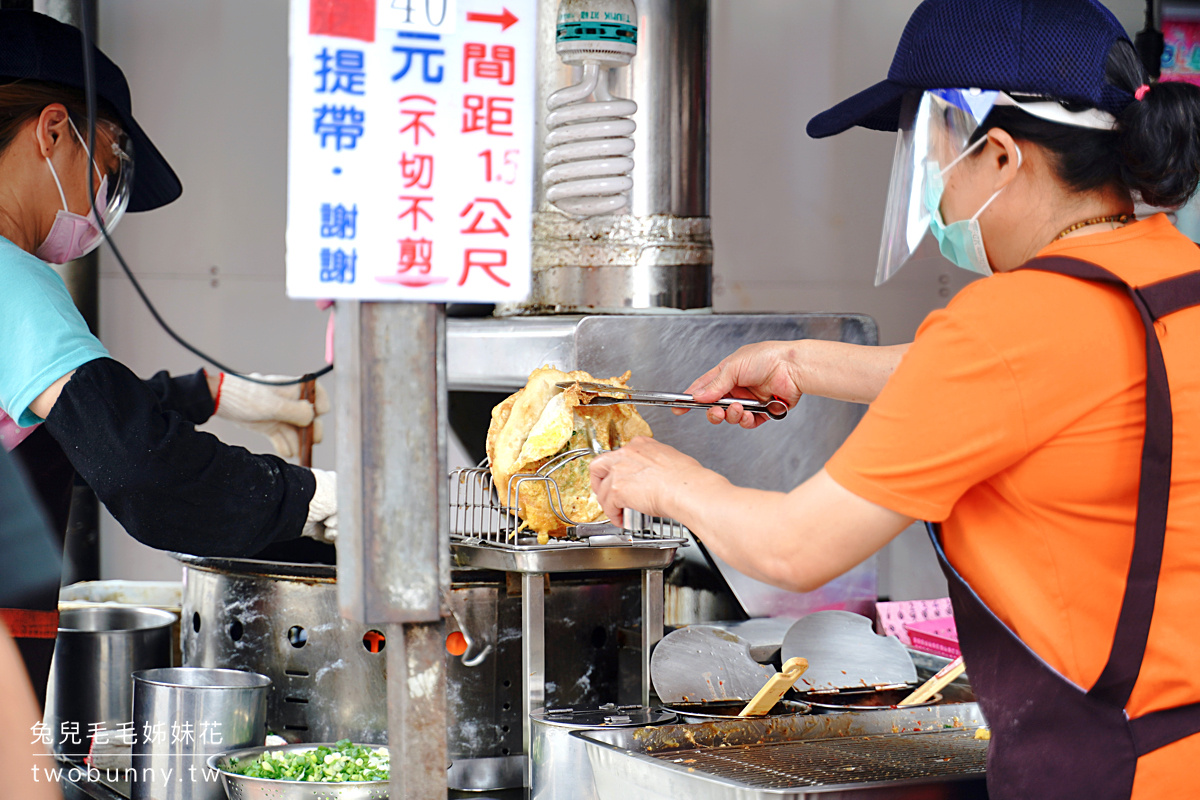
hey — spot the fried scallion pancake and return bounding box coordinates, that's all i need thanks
[485,366,652,537]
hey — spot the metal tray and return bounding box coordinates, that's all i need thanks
[575,702,988,799]
[451,538,679,573]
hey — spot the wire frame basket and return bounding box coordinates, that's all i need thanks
[449,452,688,550]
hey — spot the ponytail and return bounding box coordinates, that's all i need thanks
[1114,80,1200,208]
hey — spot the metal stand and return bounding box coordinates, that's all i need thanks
[520,571,544,786]
[641,569,664,707]
[514,560,666,786]
[448,449,683,787]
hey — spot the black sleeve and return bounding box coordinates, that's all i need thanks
[42,358,313,557]
[142,368,215,425]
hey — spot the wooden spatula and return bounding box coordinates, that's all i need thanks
[298,378,317,468]
[898,656,965,707]
[738,657,809,717]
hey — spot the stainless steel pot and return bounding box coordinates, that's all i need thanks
[530,705,675,800]
[46,606,176,756]
[177,554,649,792]
[177,556,387,745]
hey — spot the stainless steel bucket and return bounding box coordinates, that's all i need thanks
[47,606,176,756]
[131,667,270,800]
[530,706,675,800]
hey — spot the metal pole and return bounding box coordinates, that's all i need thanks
[640,569,664,707]
[32,0,101,335]
[514,0,713,315]
[336,301,449,799]
[520,571,546,786]
[29,0,102,584]
[388,622,449,798]
[1136,0,1164,79]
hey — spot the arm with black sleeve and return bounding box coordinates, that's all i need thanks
[141,367,215,425]
[42,357,317,557]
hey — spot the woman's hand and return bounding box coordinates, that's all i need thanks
[210,372,331,459]
[679,340,913,427]
[591,439,914,594]
[589,437,725,524]
[681,341,805,429]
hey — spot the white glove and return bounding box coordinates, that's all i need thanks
[213,373,331,459]
[303,468,338,544]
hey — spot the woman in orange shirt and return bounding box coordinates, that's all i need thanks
[590,1,1200,798]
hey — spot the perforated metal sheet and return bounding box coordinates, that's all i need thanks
[651,730,987,789]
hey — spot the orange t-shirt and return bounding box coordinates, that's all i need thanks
[826,214,1200,797]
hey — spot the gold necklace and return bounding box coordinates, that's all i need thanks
[1054,214,1132,241]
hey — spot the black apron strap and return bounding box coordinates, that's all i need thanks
[1017,257,1200,708]
[1130,700,1200,757]
[1136,270,1200,319]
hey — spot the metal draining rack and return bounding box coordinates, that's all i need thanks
[448,457,688,780]
[449,455,689,560]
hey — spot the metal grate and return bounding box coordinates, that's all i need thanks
[652,730,987,789]
[449,462,688,549]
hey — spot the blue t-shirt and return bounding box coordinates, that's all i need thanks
[0,236,109,427]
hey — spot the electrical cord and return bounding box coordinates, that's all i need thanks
[76,3,332,388]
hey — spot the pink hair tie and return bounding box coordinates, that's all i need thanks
[1135,84,1151,101]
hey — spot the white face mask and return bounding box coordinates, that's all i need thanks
[34,119,110,265]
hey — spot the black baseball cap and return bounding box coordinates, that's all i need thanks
[807,0,1136,139]
[0,10,182,212]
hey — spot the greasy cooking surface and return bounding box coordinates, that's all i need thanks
[651,729,987,788]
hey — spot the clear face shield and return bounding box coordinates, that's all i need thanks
[875,89,1120,285]
[875,88,1000,286]
[69,115,134,240]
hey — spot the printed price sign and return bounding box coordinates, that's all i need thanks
[287,0,534,301]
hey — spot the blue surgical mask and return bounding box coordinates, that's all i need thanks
[923,138,1022,276]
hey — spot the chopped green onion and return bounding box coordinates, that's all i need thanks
[226,741,389,782]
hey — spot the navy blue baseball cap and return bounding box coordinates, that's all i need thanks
[0,10,182,212]
[808,0,1136,139]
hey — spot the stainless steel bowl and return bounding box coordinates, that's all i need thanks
[208,743,388,800]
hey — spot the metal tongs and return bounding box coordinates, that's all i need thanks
[556,381,788,421]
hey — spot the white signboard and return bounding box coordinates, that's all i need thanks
[286,0,534,302]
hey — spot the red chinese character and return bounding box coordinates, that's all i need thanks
[459,198,512,236]
[397,238,434,272]
[462,43,515,86]
[462,96,513,136]
[398,196,434,230]
[458,248,509,287]
[399,94,436,145]
[378,238,445,288]
[400,153,434,189]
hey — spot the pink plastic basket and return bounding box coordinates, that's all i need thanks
[905,617,961,658]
